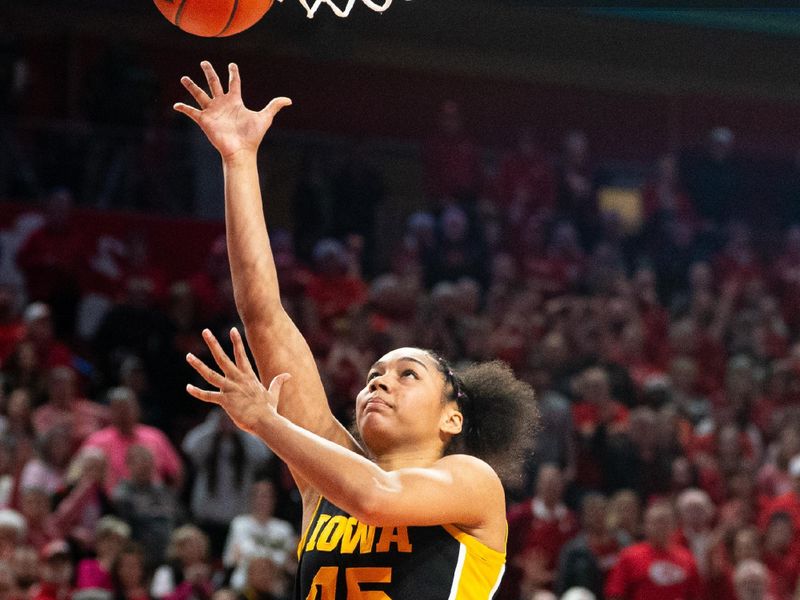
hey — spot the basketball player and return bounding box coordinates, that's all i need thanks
[174,61,538,599]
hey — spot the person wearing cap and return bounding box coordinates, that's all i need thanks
[758,454,800,533]
[31,539,74,600]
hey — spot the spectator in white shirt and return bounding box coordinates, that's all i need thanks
[222,479,296,591]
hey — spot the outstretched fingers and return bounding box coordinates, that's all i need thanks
[186,384,222,405]
[261,96,293,119]
[201,60,225,98]
[186,352,226,389]
[202,328,238,376]
[268,373,292,399]
[173,102,201,123]
[180,75,212,108]
[228,63,241,97]
[230,327,255,374]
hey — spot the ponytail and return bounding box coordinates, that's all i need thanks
[430,353,540,486]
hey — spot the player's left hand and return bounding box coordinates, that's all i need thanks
[186,327,290,434]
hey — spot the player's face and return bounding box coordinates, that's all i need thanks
[355,348,456,454]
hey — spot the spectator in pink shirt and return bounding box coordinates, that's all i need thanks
[33,366,109,445]
[75,516,131,591]
[81,387,183,494]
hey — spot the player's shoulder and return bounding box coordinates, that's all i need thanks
[435,454,503,489]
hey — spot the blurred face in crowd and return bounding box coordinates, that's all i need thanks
[0,528,18,562]
[11,547,38,590]
[110,393,140,434]
[763,515,794,552]
[250,480,277,519]
[126,446,154,485]
[644,503,675,549]
[563,131,589,167]
[581,494,608,535]
[246,555,280,593]
[116,550,146,589]
[657,154,678,185]
[6,388,31,429]
[19,488,50,521]
[0,562,18,600]
[440,206,468,243]
[27,314,54,345]
[438,101,463,137]
[581,368,611,404]
[13,342,38,374]
[96,531,126,562]
[733,527,761,563]
[670,456,695,491]
[47,367,76,407]
[42,554,72,586]
[174,530,208,565]
[669,358,697,394]
[43,426,73,468]
[677,490,713,531]
[609,490,641,536]
[535,464,563,507]
[45,188,73,230]
[733,560,768,600]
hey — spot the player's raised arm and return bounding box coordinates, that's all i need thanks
[173,61,363,464]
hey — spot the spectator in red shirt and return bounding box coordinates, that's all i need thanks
[673,488,716,577]
[605,501,702,600]
[0,284,24,367]
[31,540,74,600]
[503,464,579,600]
[572,367,630,491]
[16,188,85,340]
[422,100,482,205]
[758,455,800,533]
[760,512,800,600]
[491,127,556,219]
[20,303,72,372]
[305,238,367,328]
[757,424,800,500]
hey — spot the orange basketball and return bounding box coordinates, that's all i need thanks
[153,0,275,37]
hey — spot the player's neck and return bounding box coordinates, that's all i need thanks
[372,446,442,472]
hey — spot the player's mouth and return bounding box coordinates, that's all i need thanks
[364,396,392,412]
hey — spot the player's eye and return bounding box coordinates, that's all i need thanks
[367,371,380,382]
[401,369,418,379]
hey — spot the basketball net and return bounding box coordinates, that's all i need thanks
[276,0,407,18]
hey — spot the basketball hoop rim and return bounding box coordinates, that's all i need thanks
[275,0,409,19]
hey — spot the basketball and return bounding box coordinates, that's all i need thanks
[153,0,275,37]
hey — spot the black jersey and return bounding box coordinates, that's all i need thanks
[295,497,506,600]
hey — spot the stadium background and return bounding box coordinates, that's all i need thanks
[1,4,800,600]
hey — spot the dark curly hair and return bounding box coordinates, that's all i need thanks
[426,351,540,487]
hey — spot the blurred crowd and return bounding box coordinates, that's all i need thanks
[4,37,800,600]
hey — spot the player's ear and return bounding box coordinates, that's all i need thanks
[441,406,463,436]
